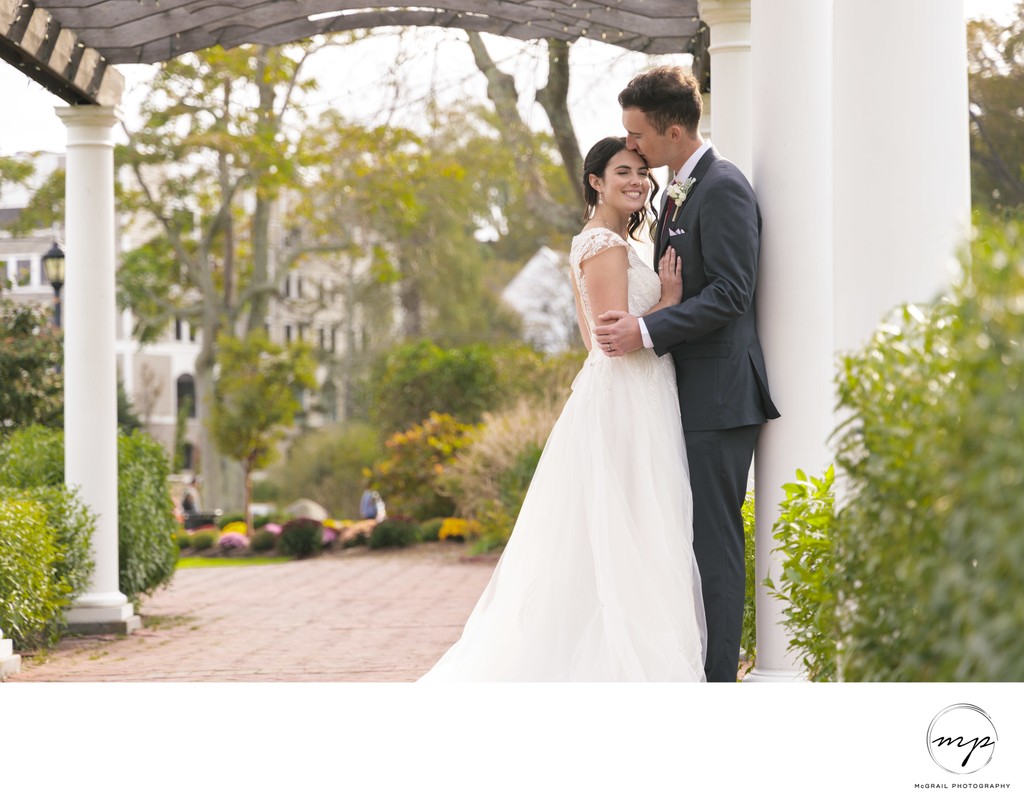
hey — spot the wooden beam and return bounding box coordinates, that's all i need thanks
[0,0,123,105]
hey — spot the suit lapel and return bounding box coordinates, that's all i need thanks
[655,148,718,263]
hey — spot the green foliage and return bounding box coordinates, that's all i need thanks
[176,531,191,551]
[967,3,1024,215]
[764,468,837,681]
[367,518,421,550]
[0,425,64,488]
[265,420,380,518]
[0,499,63,648]
[118,377,143,432]
[740,491,756,666]
[418,517,446,543]
[0,300,63,434]
[370,340,501,436]
[189,530,217,551]
[366,413,478,522]
[832,218,1024,681]
[5,485,96,607]
[0,426,178,605]
[116,429,180,602]
[9,167,65,237]
[278,518,324,559]
[250,528,277,553]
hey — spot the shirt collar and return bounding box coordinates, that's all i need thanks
[674,140,712,183]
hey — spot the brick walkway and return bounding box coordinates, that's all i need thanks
[5,542,496,683]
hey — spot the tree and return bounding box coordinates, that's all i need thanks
[209,330,317,534]
[968,1,1024,215]
[117,42,324,510]
[0,299,62,433]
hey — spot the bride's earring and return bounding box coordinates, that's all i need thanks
[598,192,605,205]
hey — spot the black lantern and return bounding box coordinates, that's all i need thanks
[41,241,65,327]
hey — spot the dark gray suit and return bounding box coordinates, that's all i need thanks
[645,146,780,682]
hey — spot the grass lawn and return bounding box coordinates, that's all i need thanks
[176,556,292,569]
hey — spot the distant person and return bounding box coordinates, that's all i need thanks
[181,477,200,516]
[372,491,386,523]
[359,489,377,521]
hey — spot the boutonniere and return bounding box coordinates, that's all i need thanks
[666,177,696,222]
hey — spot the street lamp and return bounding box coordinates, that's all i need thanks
[41,241,65,328]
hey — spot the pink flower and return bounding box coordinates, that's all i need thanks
[217,531,250,550]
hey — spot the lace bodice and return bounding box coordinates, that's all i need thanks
[569,228,661,333]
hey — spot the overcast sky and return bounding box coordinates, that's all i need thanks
[0,0,1017,158]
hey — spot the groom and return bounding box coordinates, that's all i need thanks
[595,66,780,682]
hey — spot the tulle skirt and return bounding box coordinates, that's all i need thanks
[420,347,706,682]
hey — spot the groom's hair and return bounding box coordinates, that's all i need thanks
[618,66,702,136]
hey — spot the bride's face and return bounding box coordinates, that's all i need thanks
[595,149,650,215]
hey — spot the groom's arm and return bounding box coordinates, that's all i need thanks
[644,166,760,354]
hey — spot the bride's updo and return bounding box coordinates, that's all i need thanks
[582,136,659,241]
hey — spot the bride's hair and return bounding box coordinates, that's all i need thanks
[582,136,659,241]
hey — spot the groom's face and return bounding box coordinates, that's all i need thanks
[623,107,673,171]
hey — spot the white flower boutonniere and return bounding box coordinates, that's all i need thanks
[666,177,696,223]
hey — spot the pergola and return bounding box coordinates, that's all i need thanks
[0,0,971,685]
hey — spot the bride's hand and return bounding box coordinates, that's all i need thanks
[659,246,683,305]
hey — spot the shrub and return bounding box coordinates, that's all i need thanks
[418,517,446,543]
[0,498,64,648]
[278,517,323,559]
[176,531,191,551]
[189,530,217,552]
[438,517,481,543]
[217,531,250,552]
[764,468,837,681]
[368,518,421,550]
[116,429,179,602]
[220,521,248,536]
[366,413,478,522]
[250,528,277,553]
[830,218,1024,681]
[0,425,177,604]
[0,485,96,609]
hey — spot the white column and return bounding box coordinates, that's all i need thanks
[56,105,140,635]
[833,0,970,350]
[0,629,20,679]
[698,0,752,179]
[745,0,835,682]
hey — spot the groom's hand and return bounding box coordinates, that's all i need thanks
[594,311,642,356]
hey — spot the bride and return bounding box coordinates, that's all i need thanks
[420,137,706,682]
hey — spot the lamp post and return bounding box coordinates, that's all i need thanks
[41,241,65,328]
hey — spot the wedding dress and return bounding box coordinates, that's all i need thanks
[421,228,706,681]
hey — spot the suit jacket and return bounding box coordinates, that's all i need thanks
[646,147,780,432]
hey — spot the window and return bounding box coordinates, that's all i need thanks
[284,324,292,343]
[176,374,196,418]
[175,318,184,341]
[15,259,31,287]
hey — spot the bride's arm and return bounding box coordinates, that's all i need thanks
[642,245,683,316]
[580,247,630,347]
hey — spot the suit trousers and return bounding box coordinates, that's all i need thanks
[684,424,761,682]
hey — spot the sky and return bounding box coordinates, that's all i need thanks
[0,0,1017,160]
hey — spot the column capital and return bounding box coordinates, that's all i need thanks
[698,0,751,27]
[55,104,122,134]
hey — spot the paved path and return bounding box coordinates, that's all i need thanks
[6,542,496,682]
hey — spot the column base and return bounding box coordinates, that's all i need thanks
[64,601,142,636]
[0,635,21,680]
[742,665,806,683]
